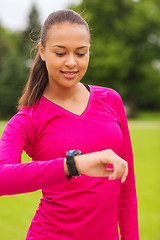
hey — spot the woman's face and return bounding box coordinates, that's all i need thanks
[39,22,90,89]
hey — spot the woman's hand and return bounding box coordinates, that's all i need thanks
[64,149,128,183]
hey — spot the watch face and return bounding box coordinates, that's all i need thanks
[68,150,76,156]
[68,150,82,156]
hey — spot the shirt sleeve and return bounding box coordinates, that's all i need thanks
[117,94,139,239]
[0,113,67,196]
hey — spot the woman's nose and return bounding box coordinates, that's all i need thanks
[65,54,77,68]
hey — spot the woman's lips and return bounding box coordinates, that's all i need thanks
[60,71,79,79]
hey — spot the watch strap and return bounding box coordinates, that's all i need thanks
[66,150,82,177]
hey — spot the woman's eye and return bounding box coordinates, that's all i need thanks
[76,53,86,57]
[55,52,66,56]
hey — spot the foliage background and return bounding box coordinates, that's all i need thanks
[71,0,160,116]
[0,0,160,119]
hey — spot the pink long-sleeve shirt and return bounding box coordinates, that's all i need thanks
[0,85,139,239]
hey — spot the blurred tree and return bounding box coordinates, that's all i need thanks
[70,0,160,116]
[21,3,41,60]
[1,1,160,118]
[0,26,26,118]
[26,3,41,34]
[0,4,41,118]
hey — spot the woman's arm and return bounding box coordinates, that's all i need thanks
[64,149,128,182]
[117,95,139,239]
[0,158,66,195]
[0,114,67,195]
[0,112,128,196]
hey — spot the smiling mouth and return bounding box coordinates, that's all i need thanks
[60,70,79,79]
[60,71,79,75]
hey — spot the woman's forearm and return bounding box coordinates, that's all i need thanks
[64,149,128,182]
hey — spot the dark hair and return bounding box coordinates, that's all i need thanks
[18,9,90,110]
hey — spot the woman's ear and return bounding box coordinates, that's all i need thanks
[38,42,45,61]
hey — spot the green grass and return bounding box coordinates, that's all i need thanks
[129,126,160,240]
[0,121,41,239]
[0,118,160,239]
[127,110,160,121]
[136,111,160,121]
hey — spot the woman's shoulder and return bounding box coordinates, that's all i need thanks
[16,98,45,120]
[89,85,122,102]
[7,103,38,133]
[89,85,125,123]
[15,105,35,123]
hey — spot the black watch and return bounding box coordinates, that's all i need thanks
[66,150,82,177]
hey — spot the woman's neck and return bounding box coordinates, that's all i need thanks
[43,82,89,103]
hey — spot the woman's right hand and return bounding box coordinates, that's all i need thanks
[64,149,128,183]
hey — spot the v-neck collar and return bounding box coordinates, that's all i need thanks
[41,85,93,119]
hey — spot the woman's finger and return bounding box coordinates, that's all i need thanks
[105,168,114,177]
[108,159,128,182]
[121,162,128,183]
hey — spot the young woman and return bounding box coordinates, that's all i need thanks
[0,10,139,239]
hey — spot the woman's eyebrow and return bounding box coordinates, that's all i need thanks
[51,45,88,49]
[76,46,88,49]
[51,45,66,49]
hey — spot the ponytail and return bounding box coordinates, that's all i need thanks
[18,52,48,110]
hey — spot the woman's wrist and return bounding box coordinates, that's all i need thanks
[64,155,83,177]
[64,155,82,176]
[64,158,70,176]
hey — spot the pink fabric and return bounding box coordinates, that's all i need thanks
[0,85,139,239]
